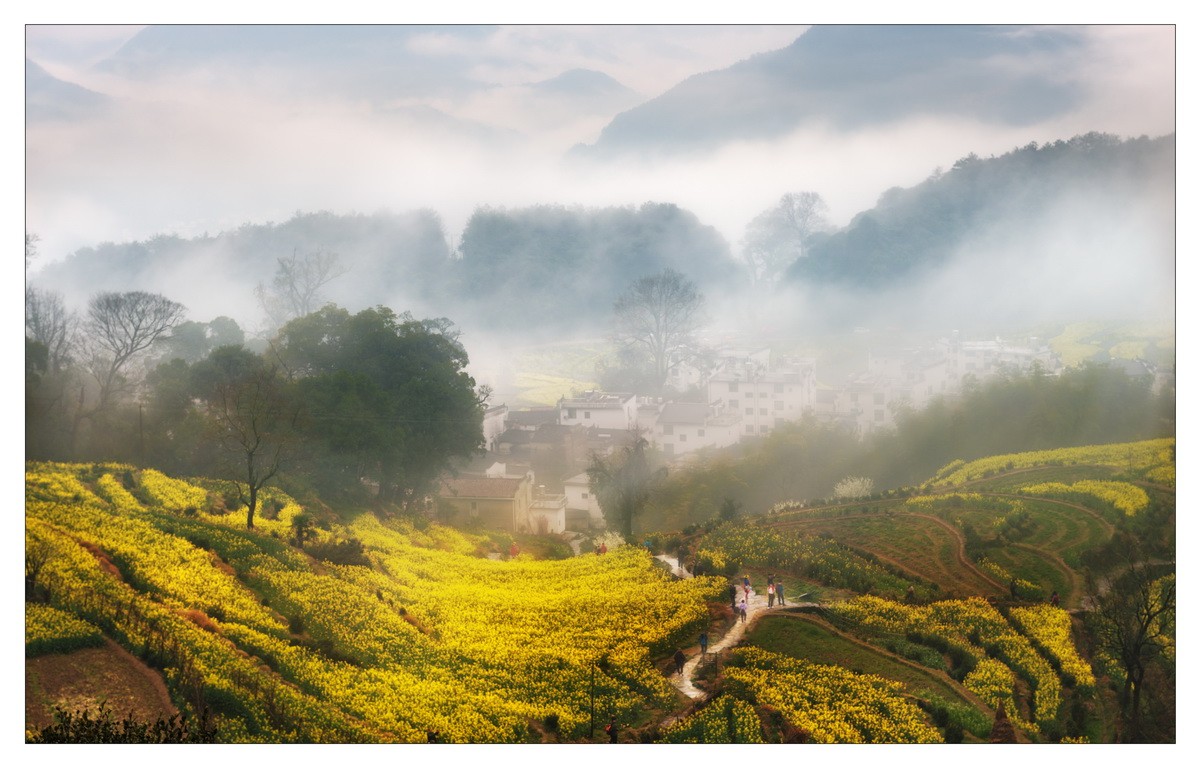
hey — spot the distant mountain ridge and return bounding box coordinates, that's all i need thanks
[25,58,110,122]
[575,25,1085,158]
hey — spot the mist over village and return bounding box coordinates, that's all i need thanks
[23,23,1178,748]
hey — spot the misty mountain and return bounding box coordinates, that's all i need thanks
[789,133,1175,286]
[25,58,110,122]
[93,25,498,101]
[375,103,525,147]
[575,25,1084,158]
[528,68,640,106]
[781,132,1176,332]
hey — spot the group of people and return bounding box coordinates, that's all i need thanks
[728,574,788,622]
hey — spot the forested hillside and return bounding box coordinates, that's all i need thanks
[787,133,1175,288]
[32,203,738,335]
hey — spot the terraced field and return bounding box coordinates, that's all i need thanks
[747,613,986,717]
[769,512,1003,598]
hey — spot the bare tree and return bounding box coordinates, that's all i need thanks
[255,248,348,331]
[26,286,77,372]
[193,347,295,529]
[612,268,705,393]
[741,191,830,290]
[26,232,40,269]
[1085,546,1175,742]
[84,291,186,412]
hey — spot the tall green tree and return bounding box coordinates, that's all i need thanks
[273,305,485,507]
[586,436,666,540]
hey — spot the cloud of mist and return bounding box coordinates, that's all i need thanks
[25,24,1176,369]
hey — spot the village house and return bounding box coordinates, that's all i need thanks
[707,355,817,437]
[654,400,742,459]
[563,471,603,530]
[557,391,638,430]
[481,403,508,453]
[437,471,534,532]
[939,333,1063,386]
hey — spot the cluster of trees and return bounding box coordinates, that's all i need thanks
[33,203,741,340]
[27,283,487,521]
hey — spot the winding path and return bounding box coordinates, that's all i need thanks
[654,555,816,701]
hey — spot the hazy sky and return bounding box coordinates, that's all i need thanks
[23,20,1177,273]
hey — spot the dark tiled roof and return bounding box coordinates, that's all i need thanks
[439,476,523,499]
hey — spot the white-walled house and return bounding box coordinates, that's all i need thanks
[481,403,508,452]
[940,334,1064,386]
[867,348,953,412]
[708,357,817,438]
[558,391,638,430]
[529,490,568,535]
[654,401,742,459]
[563,472,603,530]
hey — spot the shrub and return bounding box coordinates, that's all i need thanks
[27,703,217,744]
[305,538,371,567]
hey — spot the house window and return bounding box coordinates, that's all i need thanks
[774,384,784,393]
[729,382,739,393]
[728,399,739,409]
[582,492,589,499]
[662,424,673,435]
[774,400,784,411]
[745,408,753,415]
[760,392,768,399]
[759,425,769,433]
[759,408,767,415]
[679,434,687,442]
[584,411,591,419]
[697,429,705,437]
[745,425,754,434]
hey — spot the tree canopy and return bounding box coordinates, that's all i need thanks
[272,305,485,506]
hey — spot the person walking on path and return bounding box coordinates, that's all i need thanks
[767,582,776,608]
[1050,590,1060,607]
[738,599,748,623]
[729,584,738,608]
[673,648,687,675]
[776,580,785,606]
[699,631,708,656]
[604,717,618,743]
[742,574,751,590]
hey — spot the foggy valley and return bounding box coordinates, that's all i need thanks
[23,23,1178,748]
